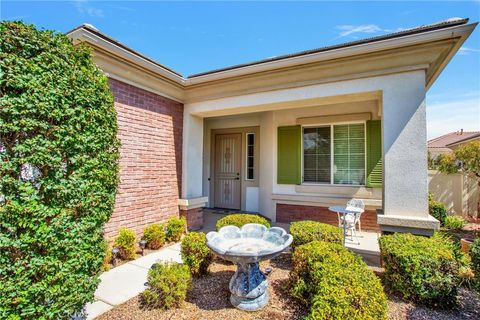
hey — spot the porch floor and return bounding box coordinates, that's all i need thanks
[200,209,381,266]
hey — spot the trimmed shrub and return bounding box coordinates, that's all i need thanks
[165,216,186,242]
[290,221,343,247]
[379,233,459,307]
[142,224,165,250]
[429,193,447,226]
[0,22,119,318]
[181,232,213,276]
[215,213,270,230]
[141,262,191,309]
[114,228,137,260]
[444,216,465,230]
[290,241,387,320]
[102,244,113,271]
[471,238,480,293]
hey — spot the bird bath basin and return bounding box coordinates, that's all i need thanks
[206,223,292,311]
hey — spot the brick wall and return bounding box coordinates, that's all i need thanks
[276,203,380,231]
[180,207,204,231]
[105,78,184,239]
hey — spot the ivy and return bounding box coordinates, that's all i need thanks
[0,21,120,319]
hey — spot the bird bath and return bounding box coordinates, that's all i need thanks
[206,223,293,311]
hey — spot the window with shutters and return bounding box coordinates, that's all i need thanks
[302,123,366,185]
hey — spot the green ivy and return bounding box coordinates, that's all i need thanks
[0,21,120,319]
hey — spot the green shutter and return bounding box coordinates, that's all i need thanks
[277,125,301,184]
[366,120,382,188]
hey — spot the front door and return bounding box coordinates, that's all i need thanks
[214,133,241,209]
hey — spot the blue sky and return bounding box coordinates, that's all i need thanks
[1,1,479,139]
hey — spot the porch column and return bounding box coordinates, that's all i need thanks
[180,112,207,230]
[378,71,439,235]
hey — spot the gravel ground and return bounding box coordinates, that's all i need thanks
[98,254,480,320]
[98,253,308,320]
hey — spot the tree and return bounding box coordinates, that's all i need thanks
[437,141,480,217]
[0,21,120,319]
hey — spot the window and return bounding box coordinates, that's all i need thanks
[246,133,254,180]
[302,123,365,185]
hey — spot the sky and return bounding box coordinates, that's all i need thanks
[1,0,479,139]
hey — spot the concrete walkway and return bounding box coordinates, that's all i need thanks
[85,243,182,319]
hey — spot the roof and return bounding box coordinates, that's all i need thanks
[428,131,480,149]
[188,17,469,78]
[67,17,471,80]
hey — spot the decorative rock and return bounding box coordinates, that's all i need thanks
[206,223,292,311]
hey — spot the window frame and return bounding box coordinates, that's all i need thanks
[245,132,255,181]
[301,121,367,186]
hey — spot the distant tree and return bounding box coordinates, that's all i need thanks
[0,21,119,318]
[437,141,480,217]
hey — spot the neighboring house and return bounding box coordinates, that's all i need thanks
[428,130,480,159]
[67,18,476,238]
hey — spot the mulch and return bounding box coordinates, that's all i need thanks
[98,253,480,320]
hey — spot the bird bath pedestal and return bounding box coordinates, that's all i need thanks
[206,224,292,311]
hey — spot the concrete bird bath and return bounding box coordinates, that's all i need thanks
[206,223,293,311]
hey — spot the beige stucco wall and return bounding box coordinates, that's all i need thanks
[428,169,479,217]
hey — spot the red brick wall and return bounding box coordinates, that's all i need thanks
[276,203,380,231]
[105,78,183,239]
[180,207,204,231]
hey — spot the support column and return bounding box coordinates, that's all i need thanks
[180,112,207,229]
[378,71,439,235]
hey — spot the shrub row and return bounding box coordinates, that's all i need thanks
[215,213,270,230]
[290,220,343,247]
[379,233,460,308]
[290,241,387,319]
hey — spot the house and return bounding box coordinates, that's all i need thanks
[428,130,480,159]
[67,18,476,238]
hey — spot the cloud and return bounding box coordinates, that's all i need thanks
[335,24,406,38]
[427,97,480,139]
[74,0,104,18]
[459,46,480,55]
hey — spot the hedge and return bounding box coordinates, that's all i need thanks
[379,233,459,307]
[142,262,191,309]
[180,232,213,276]
[290,220,343,247]
[471,238,480,293]
[165,217,186,242]
[142,224,165,250]
[215,213,270,230]
[0,22,119,319]
[114,227,137,260]
[290,241,387,320]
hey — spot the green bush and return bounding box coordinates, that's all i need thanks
[102,244,113,272]
[181,232,213,276]
[444,216,465,230]
[379,233,459,307]
[0,21,119,318]
[471,238,480,293]
[215,213,270,230]
[165,216,186,242]
[429,193,447,226]
[142,224,165,250]
[290,221,343,247]
[114,228,137,260]
[290,241,387,320]
[141,262,191,309]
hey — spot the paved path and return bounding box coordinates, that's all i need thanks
[85,243,182,319]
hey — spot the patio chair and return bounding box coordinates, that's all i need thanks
[337,198,365,244]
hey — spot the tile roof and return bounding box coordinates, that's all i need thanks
[428,131,480,148]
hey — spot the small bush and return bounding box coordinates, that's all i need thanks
[181,232,213,276]
[215,213,270,230]
[429,194,447,226]
[102,243,112,271]
[379,233,459,307]
[114,228,137,260]
[165,217,186,242]
[290,241,387,319]
[471,238,480,293]
[290,221,343,247]
[444,216,465,230]
[143,224,166,249]
[142,262,191,309]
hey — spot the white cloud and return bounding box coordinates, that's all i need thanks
[335,24,406,38]
[427,97,480,139]
[459,46,480,55]
[74,0,104,18]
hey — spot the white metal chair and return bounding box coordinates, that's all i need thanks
[337,199,365,244]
